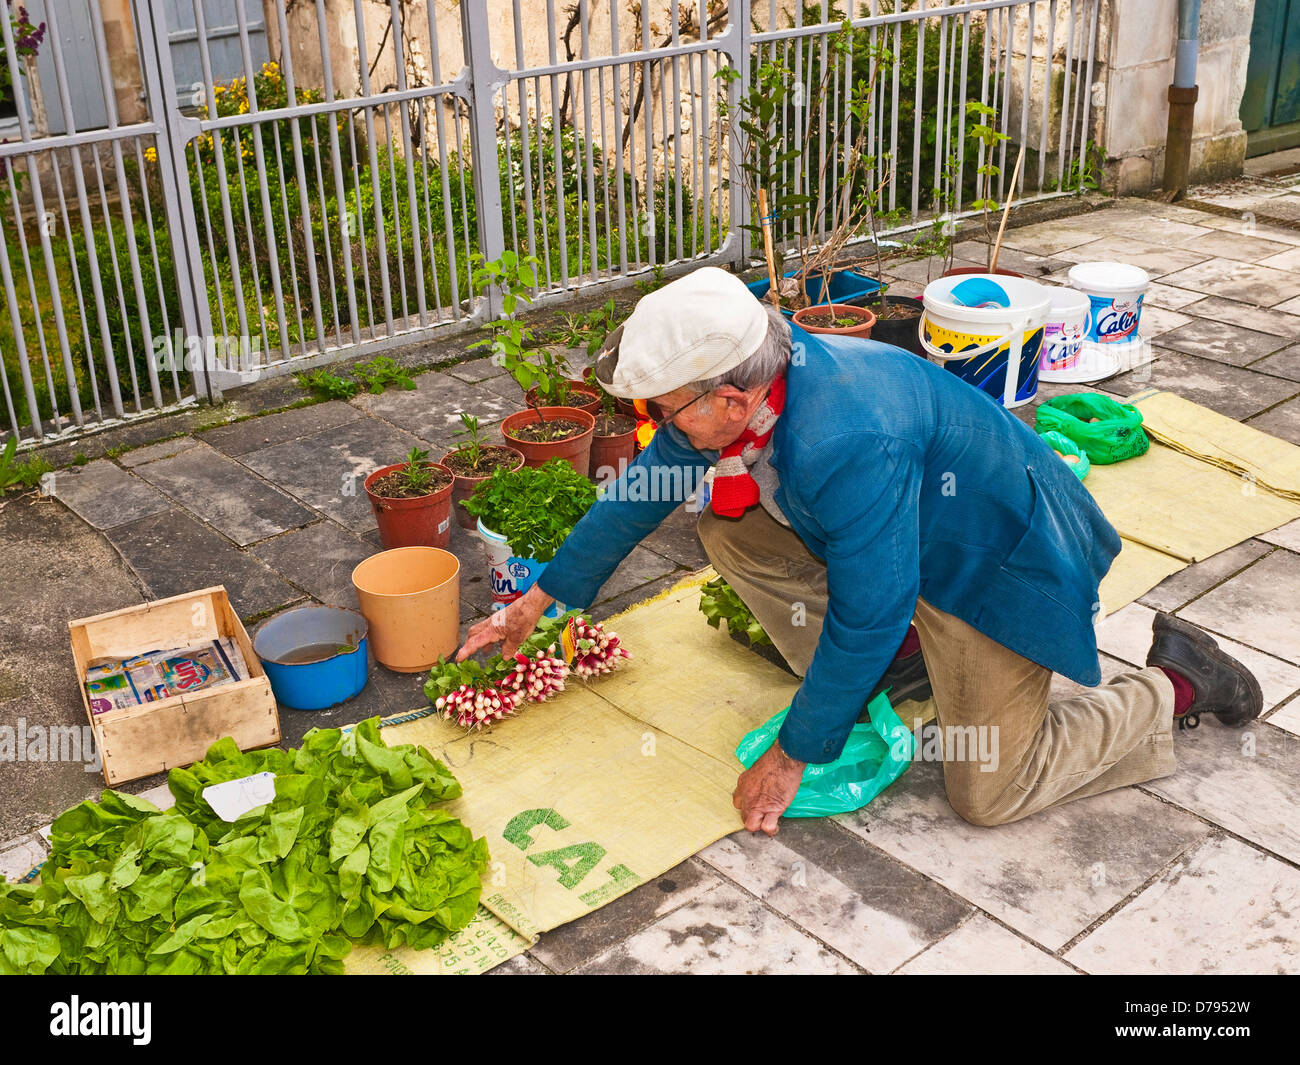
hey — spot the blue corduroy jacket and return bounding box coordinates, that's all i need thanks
[537,325,1122,764]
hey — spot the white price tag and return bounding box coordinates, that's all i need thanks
[202,771,277,822]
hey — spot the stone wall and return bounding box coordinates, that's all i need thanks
[1095,0,1253,194]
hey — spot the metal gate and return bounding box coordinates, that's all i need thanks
[1,0,1101,449]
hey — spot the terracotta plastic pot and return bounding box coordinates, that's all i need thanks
[501,406,596,476]
[525,380,601,414]
[439,445,525,531]
[364,462,455,549]
[589,413,637,482]
[791,303,876,338]
[351,547,460,673]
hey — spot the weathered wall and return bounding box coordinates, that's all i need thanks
[1094,0,1252,194]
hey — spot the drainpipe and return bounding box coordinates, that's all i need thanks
[1161,0,1202,199]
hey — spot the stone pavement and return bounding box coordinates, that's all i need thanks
[4,179,1300,974]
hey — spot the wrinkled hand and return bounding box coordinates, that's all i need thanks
[456,584,552,661]
[733,741,806,836]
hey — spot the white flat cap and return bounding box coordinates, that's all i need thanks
[594,266,770,398]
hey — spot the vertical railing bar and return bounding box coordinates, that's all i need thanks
[192,0,253,355]
[424,3,465,314]
[389,0,428,325]
[688,46,699,258]
[345,104,376,338]
[452,102,476,306]
[274,0,328,350]
[640,3,653,269]
[596,61,614,274]
[1020,2,1034,201]
[955,11,971,214]
[1057,0,1076,187]
[1039,0,1056,192]
[933,5,948,226]
[268,116,310,356]
[609,12,628,274]
[1066,0,1085,178]
[911,5,925,220]
[229,136,273,355]
[625,61,641,268]
[412,94,443,320]
[192,139,233,351]
[89,146,142,411]
[578,0,599,279]
[658,57,670,262]
[50,150,102,419]
[998,7,1013,200]
[232,3,292,362]
[532,76,555,289]
[380,102,411,325]
[307,108,343,342]
[502,87,520,261]
[1078,0,1100,187]
[0,178,47,437]
[354,5,394,331]
[669,0,684,262]
[545,0,571,286]
[132,138,180,401]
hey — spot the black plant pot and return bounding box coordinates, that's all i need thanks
[848,294,925,357]
[727,627,797,677]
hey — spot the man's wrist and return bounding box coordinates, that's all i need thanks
[773,740,806,771]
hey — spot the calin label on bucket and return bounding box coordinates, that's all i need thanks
[1090,295,1143,343]
[490,559,532,608]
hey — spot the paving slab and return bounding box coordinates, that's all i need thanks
[1138,540,1274,613]
[1104,350,1299,419]
[1177,294,1300,335]
[1142,281,1210,310]
[0,836,47,882]
[237,415,427,532]
[133,442,317,547]
[999,215,1135,255]
[896,914,1075,975]
[349,370,516,450]
[105,507,302,621]
[1258,518,1300,552]
[1180,230,1297,263]
[1062,209,1215,246]
[574,879,859,974]
[1251,344,1300,383]
[887,255,983,285]
[1052,236,1212,279]
[249,520,376,609]
[1268,697,1300,737]
[49,460,172,531]
[1141,717,1300,864]
[1259,246,1300,273]
[488,953,550,975]
[1154,318,1291,367]
[1179,549,1300,664]
[699,820,971,973]
[1134,304,1194,338]
[116,436,200,468]
[834,757,1211,951]
[198,401,361,456]
[591,544,682,604]
[528,859,725,973]
[1065,835,1300,974]
[949,242,1067,277]
[1156,257,1300,307]
[1246,396,1300,445]
[445,356,508,383]
[1095,602,1159,665]
[640,502,712,571]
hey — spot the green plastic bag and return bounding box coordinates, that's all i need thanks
[734,692,915,818]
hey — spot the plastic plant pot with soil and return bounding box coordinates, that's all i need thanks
[849,294,926,356]
[589,412,637,482]
[525,379,601,415]
[501,405,596,475]
[440,412,525,530]
[791,303,877,338]
[363,448,456,550]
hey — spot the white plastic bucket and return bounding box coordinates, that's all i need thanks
[1068,261,1149,344]
[478,520,566,618]
[919,274,1052,408]
[1039,287,1093,376]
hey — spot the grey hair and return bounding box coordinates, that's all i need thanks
[687,303,791,394]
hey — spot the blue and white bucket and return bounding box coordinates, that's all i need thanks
[478,520,567,619]
[1068,261,1149,345]
[1038,287,1093,380]
[919,274,1052,408]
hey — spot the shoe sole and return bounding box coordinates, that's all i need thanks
[1149,613,1263,727]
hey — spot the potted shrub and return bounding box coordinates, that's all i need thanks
[461,459,599,616]
[792,303,876,338]
[363,447,455,549]
[439,412,525,530]
[469,251,598,473]
[585,374,637,482]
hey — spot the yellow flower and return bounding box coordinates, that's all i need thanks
[144,146,157,163]
[214,84,225,95]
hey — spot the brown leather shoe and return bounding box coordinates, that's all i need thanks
[1146,612,1263,730]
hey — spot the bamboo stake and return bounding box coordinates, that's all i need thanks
[989,145,1026,274]
[757,188,780,309]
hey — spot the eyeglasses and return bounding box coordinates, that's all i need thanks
[633,391,710,429]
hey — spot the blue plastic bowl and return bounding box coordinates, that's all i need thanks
[253,605,369,711]
[745,268,883,317]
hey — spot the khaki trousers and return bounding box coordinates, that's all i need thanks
[698,505,1177,827]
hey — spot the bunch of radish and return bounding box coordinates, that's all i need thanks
[498,647,569,702]
[435,684,521,730]
[570,618,631,679]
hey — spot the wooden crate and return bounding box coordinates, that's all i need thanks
[68,586,280,785]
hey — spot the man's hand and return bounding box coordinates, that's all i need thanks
[456,584,553,661]
[733,741,806,836]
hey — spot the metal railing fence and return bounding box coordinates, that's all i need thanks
[0,0,1100,448]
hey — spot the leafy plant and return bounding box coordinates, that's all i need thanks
[0,720,488,974]
[352,355,414,395]
[450,412,486,470]
[461,458,597,562]
[295,368,359,400]
[699,575,771,647]
[0,438,51,494]
[398,446,437,495]
[966,100,1012,270]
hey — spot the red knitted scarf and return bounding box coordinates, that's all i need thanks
[710,375,787,518]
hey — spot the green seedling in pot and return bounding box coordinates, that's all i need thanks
[400,446,437,495]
